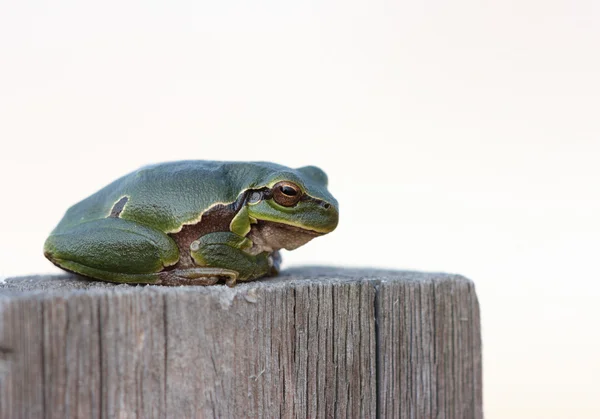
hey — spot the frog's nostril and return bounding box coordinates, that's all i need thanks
[322,202,331,209]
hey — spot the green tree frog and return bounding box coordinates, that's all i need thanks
[44,161,338,286]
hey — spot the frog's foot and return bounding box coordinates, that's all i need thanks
[157,267,239,286]
[190,232,272,284]
[268,250,282,276]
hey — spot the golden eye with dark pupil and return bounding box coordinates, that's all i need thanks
[272,181,302,207]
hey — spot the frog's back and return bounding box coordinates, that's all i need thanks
[52,160,289,234]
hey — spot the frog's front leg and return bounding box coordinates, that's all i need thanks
[190,232,273,287]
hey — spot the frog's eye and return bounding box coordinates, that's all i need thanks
[272,181,303,207]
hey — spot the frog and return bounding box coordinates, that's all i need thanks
[43,160,338,287]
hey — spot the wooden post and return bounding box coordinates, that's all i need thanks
[0,267,482,418]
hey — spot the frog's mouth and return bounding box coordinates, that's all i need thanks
[246,220,322,255]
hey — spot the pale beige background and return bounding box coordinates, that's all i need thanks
[1,1,599,417]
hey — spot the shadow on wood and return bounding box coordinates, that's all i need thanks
[0,267,482,418]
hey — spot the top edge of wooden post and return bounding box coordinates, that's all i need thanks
[0,266,473,298]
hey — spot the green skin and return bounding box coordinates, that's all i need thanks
[44,161,339,286]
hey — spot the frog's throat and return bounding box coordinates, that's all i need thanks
[245,220,322,256]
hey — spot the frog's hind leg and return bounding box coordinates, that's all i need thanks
[44,217,181,284]
[50,262,238,286]
[44,217,240,285]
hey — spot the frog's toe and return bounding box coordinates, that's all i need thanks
[268,251,282,276]
[157,267,238,286]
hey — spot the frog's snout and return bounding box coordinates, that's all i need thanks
[319,202,339,233]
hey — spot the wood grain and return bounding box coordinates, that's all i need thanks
[0,267,481,418]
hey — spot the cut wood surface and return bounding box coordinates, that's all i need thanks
[0,267,482,418]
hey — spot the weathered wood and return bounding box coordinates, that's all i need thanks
[0,267,482,418]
